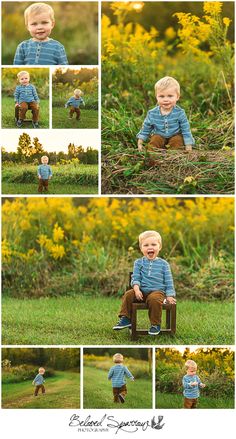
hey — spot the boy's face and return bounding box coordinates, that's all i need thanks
[140,236,161,260]
[156,86,179,112]
[27,12,55,42]
[19,74,30,86]
[187,367,197,376]
[41,157,49,165]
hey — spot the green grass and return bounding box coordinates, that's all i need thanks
[2,297,234,345]
[84,366,152,409]
[52,108,98,128]
[2,182,98,195]
[2,371,80,409]
[1,96,49,129]
[156,391,234,409]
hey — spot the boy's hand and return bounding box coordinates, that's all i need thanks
[190,381,198,386]
[185,144,192,152]
[133,285,143,301]
[200,383,205,388]
[137,139,143,151]
[166,296,176,304]
[65,104,67,108]
[15,103,20,107]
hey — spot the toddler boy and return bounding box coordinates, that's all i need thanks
[182,360,205,408]
[113,230,176,335]
[14,70,40,128]
[13,2,68,65]
[108,353,134,403]
[65,89,85,120]
[32,367,46,396]
[38,155,52,193]
[137,76,194,152]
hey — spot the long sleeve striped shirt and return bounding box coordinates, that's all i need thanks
[182,374,203,398]
[137,105,195,145]
[33,373,45,386]
[13,39,68,65]
[65,96,85,108]
[14,84,39,104]
[108,364,134,388]
[38,164,52,179]
[131,256,175,296]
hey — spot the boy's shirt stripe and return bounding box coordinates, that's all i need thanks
[108,365,134,387]
[131,256,175,296]
[66,97,85,108]
[13,39,68,65]
[14,84,39,103]
[38,164,52,179]
[182,375,202,398]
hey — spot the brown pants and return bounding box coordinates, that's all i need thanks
[148,134,184,150]
[69,106,81,120]
[38,178,49,193]
[18,101,39,122]
[34,384,45,396]
[119,289,165,325]
[184,397,198,408]
[113,384,127,403]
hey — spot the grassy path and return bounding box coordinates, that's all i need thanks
[156,391,234,409]
[2,297,234,345]
[84,366,152,409]
[2,371,80,409]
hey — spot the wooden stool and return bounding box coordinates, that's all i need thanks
[130,301,176,341]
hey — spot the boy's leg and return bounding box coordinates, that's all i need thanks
[19,102,28,120]
[191,398,198,408]
[145,291,165,325]
[113,387,120,403]
[34,385,40,396]
[42,179,49,192]
[119,289,141,319]
[28,101,39,122]
[167,134,184,149]
[118,384,127,403]
[69,107,75,118]
[41,385,46,394]
[75,108,81,120]
[147,134,166,150]
[184,398,196,408]
[38,178,43,193]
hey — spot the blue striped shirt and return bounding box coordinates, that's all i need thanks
[108,365,134,388]
[131,256,175,296]
[13,39,68,65]
[14,84,39,104]
[137,105,195,145]
[33,373,45,385]
[182,374,202,398]
[38,164,52,179]
[65,97,85,108]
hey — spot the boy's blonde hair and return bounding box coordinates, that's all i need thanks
[113,353,124,363]
[41,155,49,162]
[185,360,197,370]
[24,2,55,25]
[38,367,45,373]
[74,89,83,97]
[154,76,180,97]
[139,230,162,250]
[17,71,30,80]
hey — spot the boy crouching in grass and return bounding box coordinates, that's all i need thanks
[32,367,46,396]
[108,353,134,403]
[37,155,52,193]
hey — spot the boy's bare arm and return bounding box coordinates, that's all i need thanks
[137,139,143,151]
[133,284,143,300]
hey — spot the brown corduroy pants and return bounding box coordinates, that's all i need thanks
[119,289,165,325]
[34,384,46,396]
[18,101,39,122]
[69,106,81,120]
[38,178,49,193]
[184,397,198,408]
[113,384,127,403]
[148,134,184,150]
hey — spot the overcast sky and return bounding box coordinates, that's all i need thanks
[1,129,100,152]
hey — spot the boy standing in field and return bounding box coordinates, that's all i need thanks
[108,353,134,403]
[13,2,68,65]
[137,76,194,152]
[38,155,52,193]
[182,360,205,409]
[32,367,46,396]
[113,230,176,335]
[14,70,40,128]
[65,89,85,121]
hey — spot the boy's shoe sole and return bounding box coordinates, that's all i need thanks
[118,394,125,403]
[113,324,131,330]
[148,329,161,336]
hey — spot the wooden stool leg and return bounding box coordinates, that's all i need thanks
[170,304,176,335]
[131,305,138,341]
[166,308,171,329]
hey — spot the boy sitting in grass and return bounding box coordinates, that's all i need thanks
[137,76,194,153]
[108,353,134,403]
[65,89,85,121]
[113,230,176,336]
[38,155,52,193]
[14,71,40,128]
[32,367,46,396]
[182,360,205,409]
[13,2,68,65]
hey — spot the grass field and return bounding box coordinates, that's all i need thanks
[156,391,234,409]
[2,163,98,194]
[1,96,49,129]
[52,108,98,129]
[2,296,234,345]
[84,366,151,409]
[2,371,80,409]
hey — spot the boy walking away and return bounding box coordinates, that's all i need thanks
[113,230,176,335]
[65,89,85,120]
[108,353,134,403]
[38,155,52,193]
[14,71,40,128]
[32,367,46,396]
[137,76,194,153]
[13,2,68,65]
[182,360,205,408]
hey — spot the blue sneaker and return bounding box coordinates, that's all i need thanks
[113,316,131,330]
[148,325,161,335]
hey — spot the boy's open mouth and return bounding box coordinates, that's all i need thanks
[147,250,155,258]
